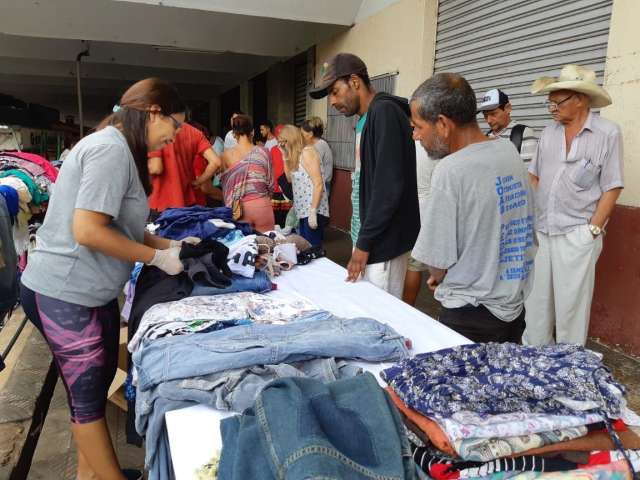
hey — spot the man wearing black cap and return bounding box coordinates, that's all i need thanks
[310,53,419,298]
[477,89,538,166]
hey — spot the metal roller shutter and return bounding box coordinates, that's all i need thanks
[434,0,613,132]
[294,63,308,127]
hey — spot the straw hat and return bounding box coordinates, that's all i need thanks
[531,64,612,108]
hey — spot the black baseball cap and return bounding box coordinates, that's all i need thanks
[309,53,369,100]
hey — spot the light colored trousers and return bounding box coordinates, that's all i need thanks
[523,225,603,346]
[364,251,410,299]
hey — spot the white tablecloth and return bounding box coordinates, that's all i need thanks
[165,258,470,479]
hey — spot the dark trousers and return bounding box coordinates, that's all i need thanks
[439,304,525,343]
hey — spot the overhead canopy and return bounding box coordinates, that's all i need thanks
[0,0,398,124]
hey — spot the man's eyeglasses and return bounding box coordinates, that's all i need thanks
[544,94,574,111]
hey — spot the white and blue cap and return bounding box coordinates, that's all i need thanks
[477,89,510,112]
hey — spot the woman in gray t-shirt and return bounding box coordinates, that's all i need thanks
[20,78,195,480]
[301,117,334,195]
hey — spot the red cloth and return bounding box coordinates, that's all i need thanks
[270,145,284,194]
[148,123,211,211]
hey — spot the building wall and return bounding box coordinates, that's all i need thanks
[589,0,640,355]
[310,0,438,123]
[309,0,438,230]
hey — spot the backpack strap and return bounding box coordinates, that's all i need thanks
[509,124,526,153]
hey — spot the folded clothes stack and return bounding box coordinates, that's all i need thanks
[123,207,331,461]
[0,151,58,254]
[218,373,417,480]
[132,311,411,479]
[381,343,640,479]
[148,206,325,280]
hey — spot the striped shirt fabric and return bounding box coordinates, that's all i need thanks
[488,120,538,165]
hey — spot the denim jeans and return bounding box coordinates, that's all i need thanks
[191,270,272,296]
[136,359,363,479]
[133,313,409,393]
[218,372,417,479]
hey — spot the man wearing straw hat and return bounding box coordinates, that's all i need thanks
[523,64,624,346]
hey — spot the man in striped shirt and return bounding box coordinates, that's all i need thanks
[478,89,538,166]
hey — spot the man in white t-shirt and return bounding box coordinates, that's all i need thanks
[402,139,439,306]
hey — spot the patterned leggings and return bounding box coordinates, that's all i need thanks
[20,284,120,424]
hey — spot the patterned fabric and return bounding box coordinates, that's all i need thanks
[439,411,604,442]
[412,446,640,480]
[381,343,626,420]
[412,444,578,479]
[246,295,318,324]
[220,146,273,208]
[290,146,329,219]
[454,426,588,462]
[128,292,321,354]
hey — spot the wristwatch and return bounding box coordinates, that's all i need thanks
[588,224,603,236]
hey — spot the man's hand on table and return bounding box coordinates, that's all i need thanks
[346,248,369,282]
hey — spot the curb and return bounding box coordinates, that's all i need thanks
[0,327,56,480]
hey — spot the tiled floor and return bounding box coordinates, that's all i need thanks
[26,227,640,479]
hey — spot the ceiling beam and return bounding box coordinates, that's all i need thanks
[0,34,281,74]
[0,0,347,57]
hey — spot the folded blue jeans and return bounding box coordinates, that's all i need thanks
[191,271,272,296]
[218,372,416,479]
[136,359,362,479]
[133,314,410,393]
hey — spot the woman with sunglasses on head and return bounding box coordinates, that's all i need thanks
[20,78,195,480]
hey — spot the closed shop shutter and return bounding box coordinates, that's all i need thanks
[327,73,398,171]
[294,63,308,126]
[434,0,613,132]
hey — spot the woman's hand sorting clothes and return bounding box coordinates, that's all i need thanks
[308,208,318,230]
[148,247,184,275]
[169,236,202,248]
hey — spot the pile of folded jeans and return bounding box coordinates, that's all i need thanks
[218,372,418,480]
[132,310,411,479]
[381,342,640,479]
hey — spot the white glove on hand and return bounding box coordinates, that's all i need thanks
[308,208,318,230]
[148,247,184,275]
[169,237,201,248]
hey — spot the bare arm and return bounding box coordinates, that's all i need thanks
[148,155,163,175]
[282,151,293,182]
[426,266,447,291]
[73,209,155,263]
[194,148,222,185]
[590,188,623,229]
[529,173,539,189]
[144,231,172,250]
[302,148,324,210]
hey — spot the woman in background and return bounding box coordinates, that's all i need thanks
[279,125,329,247]
[301,116,333,195]
[220,114,274,232]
